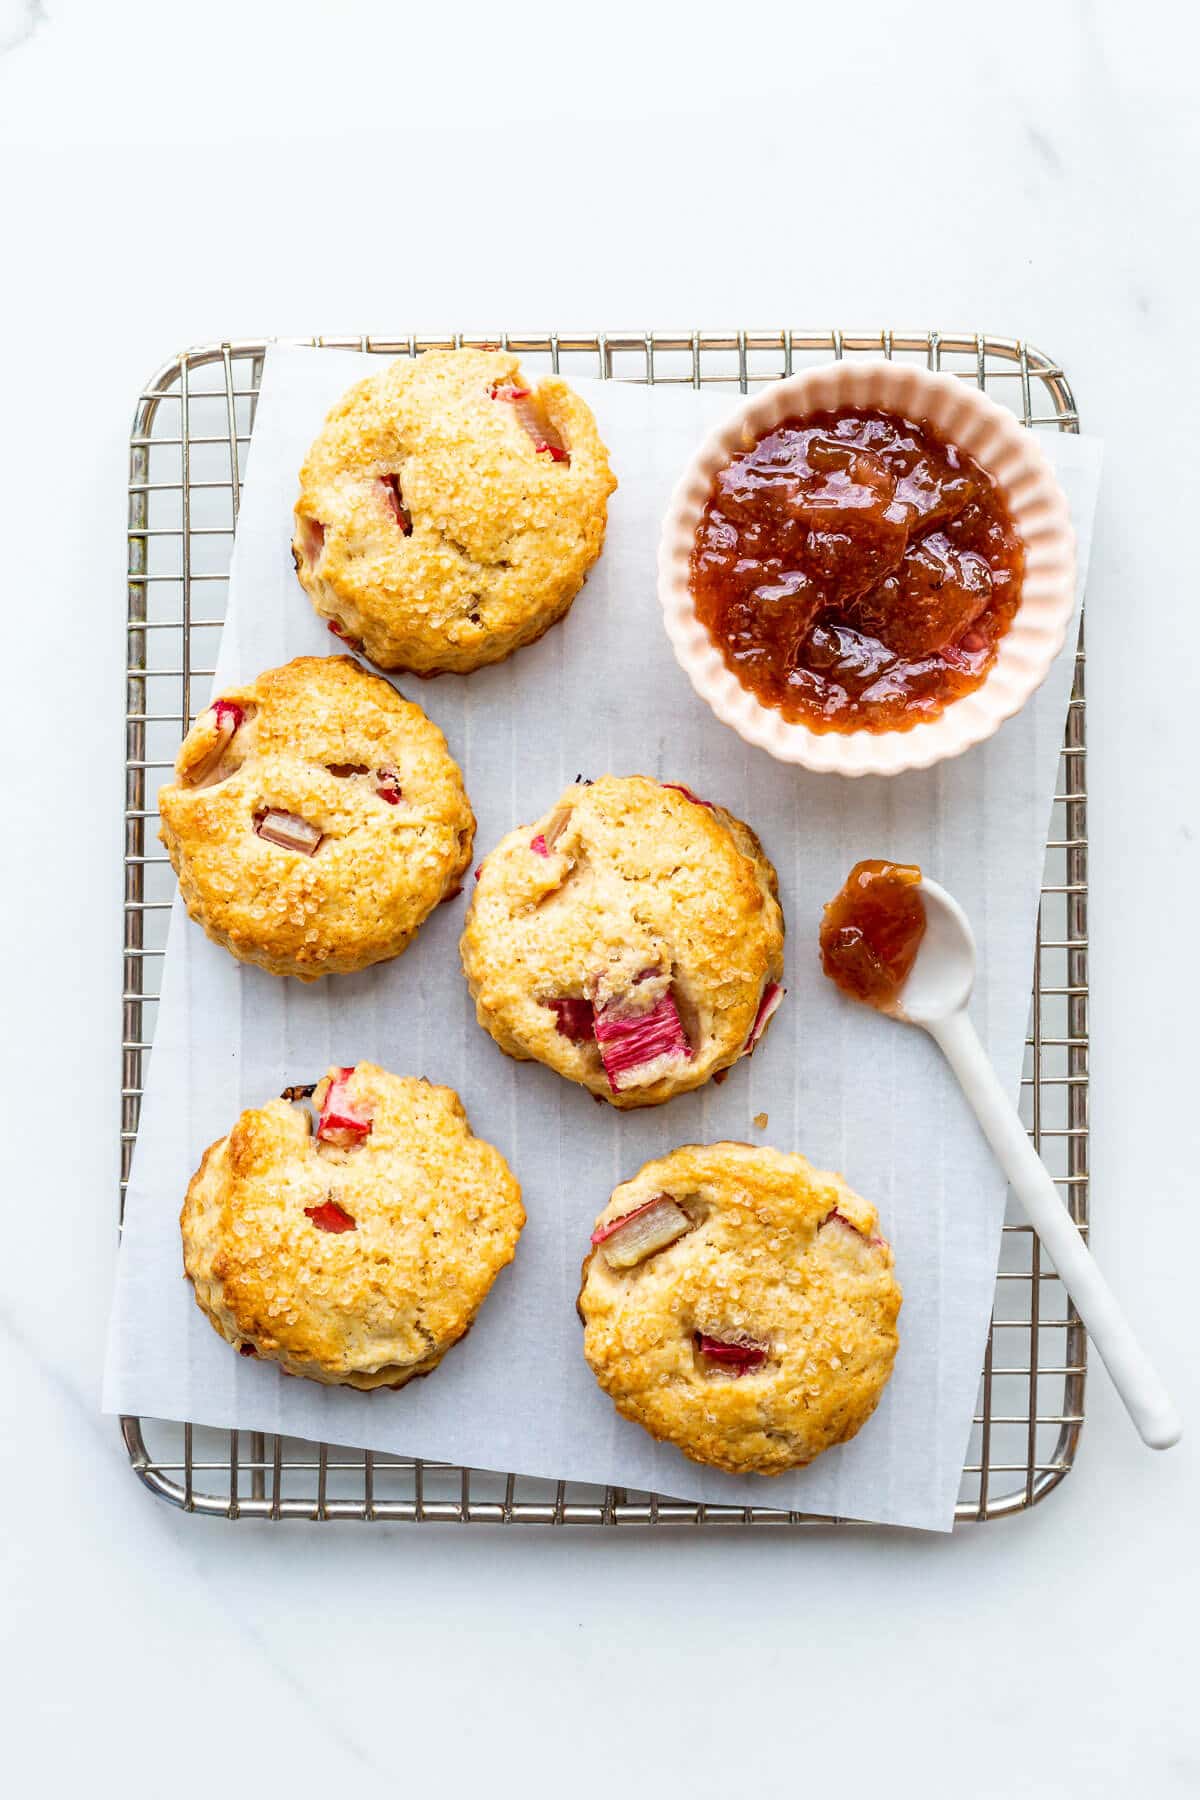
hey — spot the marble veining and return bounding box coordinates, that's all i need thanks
[0,1,45,56]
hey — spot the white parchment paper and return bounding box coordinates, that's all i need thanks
[103,346,1102,1530]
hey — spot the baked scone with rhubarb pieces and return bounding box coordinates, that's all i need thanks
[460,775,786,1108]
[292,347,617,675]
[578,1142,901,1474]
[158,655,474,979]
[182,1063,525,1388]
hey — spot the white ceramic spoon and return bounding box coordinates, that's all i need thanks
[892,877,1181,1451]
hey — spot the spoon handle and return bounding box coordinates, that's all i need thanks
[928,1008,1181,1451]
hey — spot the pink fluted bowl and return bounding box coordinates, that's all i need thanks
[657,360,1076,777]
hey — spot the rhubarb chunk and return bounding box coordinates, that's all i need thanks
[316,1065,372,1152]
[213,699,244,734]
[254,809,323,855]
[939,631,989,676]
[695,1333,768,1373]
[593,983,693,1093]
[327,619,364,652]
[297,515,325,565]
[853,535,993,659]
[742,981,784,1056]
[379,473,412,536]
[542,996,595,1042]
[821,1208,859,1232]
[591,1195,692,1269]
[189,699,244,782]
[316,1068,373,1148]
[492,383,571,465]
[325,761,402,803]
[304,1198,358,1233]
[821,1207,886,1247]
[662,782,715,810]
[530,807,571,857]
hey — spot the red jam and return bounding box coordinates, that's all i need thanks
[690,408,1024,732]
[820,860,926,1009]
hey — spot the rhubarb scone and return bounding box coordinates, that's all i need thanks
[460,776,786,1108]
[578,1143,902,1475]
[292,348,617,675]
[182,1064,525,1388]
[159,655,474,979]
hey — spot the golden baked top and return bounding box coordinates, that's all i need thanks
[293,348,617,674]
[181,1063,525,1389]
[158,655,474,979]
[460,775,785,1107]
[578,1141,901,1474]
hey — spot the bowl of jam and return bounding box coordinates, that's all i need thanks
[658,361,1075,776]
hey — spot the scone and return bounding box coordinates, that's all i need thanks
[460,775,785,1108]
[292,348,617,675]
[182,1063,525,1388]
[159,655,474,979]
[578,1142,901,1474]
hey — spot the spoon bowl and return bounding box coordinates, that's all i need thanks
[892,878,977,1024]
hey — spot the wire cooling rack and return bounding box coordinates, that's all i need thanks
[121,330,1087,1524]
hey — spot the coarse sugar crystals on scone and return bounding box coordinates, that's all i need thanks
[181,1063,525,1388]
[578,1142,902,1475]
[158,655,474,980]
[460,775,786,1108]
[292,347,617,675]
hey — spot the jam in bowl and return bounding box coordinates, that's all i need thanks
[657,360,1076,777]
[689,407,1024,735]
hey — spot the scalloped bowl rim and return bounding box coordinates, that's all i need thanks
[657,360,1077,777]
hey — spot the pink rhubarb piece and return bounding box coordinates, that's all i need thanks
[304,1198,357,1233]
[316,1068,372,1148]
[254,809,322,855]
[743,981,784,1055]
[590,1194,692,1268]
[594,987,692,1093]
[695,1333,767,1373]
[543,996,595,1042]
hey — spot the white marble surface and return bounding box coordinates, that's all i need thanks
[1,2,1197,1792]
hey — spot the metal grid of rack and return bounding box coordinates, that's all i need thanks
[122,330,1087,1524]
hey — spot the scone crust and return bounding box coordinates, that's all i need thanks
[460,776,785,1108]
[181,1064,525,1387]
[578,1142,902,1474]
[293,348,617,675]
[159,655,474,979]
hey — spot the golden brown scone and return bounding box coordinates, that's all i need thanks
[159,655,474,980]
[460,775,785,1108]
[578,1143,901,1474]
[182,1063,525,1388]
[292,348,617,675]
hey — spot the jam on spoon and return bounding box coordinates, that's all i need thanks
[819,860,926,1010]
